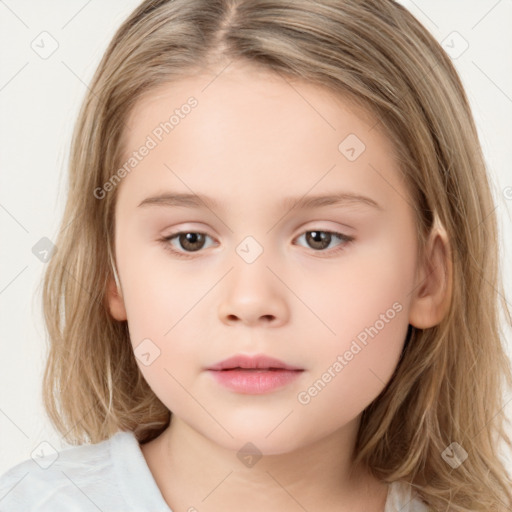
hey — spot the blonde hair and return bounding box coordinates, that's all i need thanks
[41,0,512,509]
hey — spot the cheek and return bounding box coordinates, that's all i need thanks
[300,232,416,342]
[292,295,410,441]
[119,267,204,413]
[293,234,415,403]
[118,241,206,336]
[115,245,204,387]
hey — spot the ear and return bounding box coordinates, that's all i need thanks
[408,219,452,329]
[106,274,127,321]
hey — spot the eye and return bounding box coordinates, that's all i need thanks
[160,231,216,257]
[294,230,354,254]
[159,229,354,259]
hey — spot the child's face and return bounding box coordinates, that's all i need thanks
[108,62,424,453]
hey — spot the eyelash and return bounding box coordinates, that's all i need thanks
[158,229,354,259]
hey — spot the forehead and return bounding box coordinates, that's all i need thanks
[117,63,406,212]
[125,64,381,149]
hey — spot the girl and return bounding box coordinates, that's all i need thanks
[1,0,511,510]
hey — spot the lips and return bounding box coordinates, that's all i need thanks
[206,354,304,394]
[207,354,303,371]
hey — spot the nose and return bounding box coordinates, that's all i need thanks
[217,260,289,327]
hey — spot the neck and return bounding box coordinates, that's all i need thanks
[141,414,389,512]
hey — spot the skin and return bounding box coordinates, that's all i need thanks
[107,60,451,512]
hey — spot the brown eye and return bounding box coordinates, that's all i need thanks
[305,231,332,250]
[163,231,214,254]
[176,232,206,252]
[295,230,354,253]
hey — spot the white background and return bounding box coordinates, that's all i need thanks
[1,0,511,477]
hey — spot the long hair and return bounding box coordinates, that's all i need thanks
[40,0,512,509]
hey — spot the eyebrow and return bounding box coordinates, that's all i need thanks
[137,191,382,212]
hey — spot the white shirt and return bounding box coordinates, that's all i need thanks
[0,430,429,511]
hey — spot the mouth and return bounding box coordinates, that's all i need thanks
[206,354,304,394]
[217,367,295,371]
[207,353,303,372]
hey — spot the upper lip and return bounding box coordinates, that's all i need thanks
[207,354,303,371]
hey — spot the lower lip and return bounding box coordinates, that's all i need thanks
[208,369,303,394]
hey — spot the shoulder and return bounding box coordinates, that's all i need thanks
[0,431,136,512]
[385,481,431,512]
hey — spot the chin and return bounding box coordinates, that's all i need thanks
[212,425,304,456]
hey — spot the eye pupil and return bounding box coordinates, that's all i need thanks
[306,231,331,250]
[180,232,205,252]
